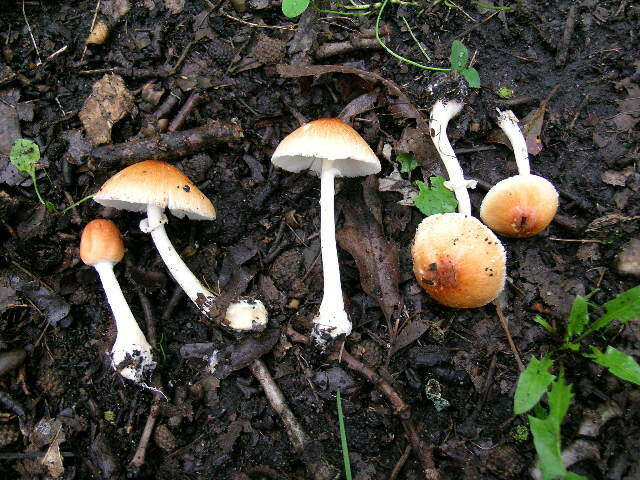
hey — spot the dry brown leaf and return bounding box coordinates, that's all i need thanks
[79,74,135,146]
[336,199,401,322]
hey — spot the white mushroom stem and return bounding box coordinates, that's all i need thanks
[93,260,154,383]
[142,205,267,331]
[496,109,530,175]
[313,160,351,341]
[430,99,476,216]
[142,204,216,313]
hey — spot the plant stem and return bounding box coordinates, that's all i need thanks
[60,194,95,214]
[336,391,352,480]
[401,16,431,61]
[375,0,450,72]
[30,174,50,209]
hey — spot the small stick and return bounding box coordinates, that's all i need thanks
[0,452,75,460]
[388,444,412,480]
[0,389,26,417]
[330,349,439,480]
[555,4,578,67]
[88,121,243,168]
[249,359,339,480]
[569,94,590,129]
[494,301,525,372]
[63,191,82,225]
[315,38,381,60]
[137,289,157,348]
[82,0,102,59]
[129,377,163,470]
[162,285,184,321]
[221,13,296,31]
[168,91,203,133]
[22,0,42,65]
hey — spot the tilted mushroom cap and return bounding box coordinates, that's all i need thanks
[80,219,125,266]
[271,118,380,177]
[412,213,506,308]
[480,174,558,238]
[94,160,216,220]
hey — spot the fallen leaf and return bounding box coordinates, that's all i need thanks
[336,198,402,321]
[602,168,633,187]
[79,74,135,146]
[0,89,21,154]
[338,92,377,124]
[390,320,430,355]
[13,279,70,326]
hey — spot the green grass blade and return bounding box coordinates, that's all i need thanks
[336,391,352,480]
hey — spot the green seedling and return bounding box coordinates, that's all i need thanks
[281,0,486,88]
[336,391,352,480]
[10,138,94,214]
[510,424,529,443]
[412,176,458,217]
[497,87,514,99]
[395,152,420,173]
[514,286,640,479]
[424,378,450,411]
[103,410,116,422]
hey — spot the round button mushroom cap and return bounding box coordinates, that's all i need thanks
[412,213,506,308]
[93,160,216,220]
[271,118,381,177]
[480,174,558,238]
[80,219,125,266]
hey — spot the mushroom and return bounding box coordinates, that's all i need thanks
[410,99,506,308]
[93,160,267,332]
[479,110,559,237]
[80,219,155,382]
[412,214,506,308]
[271,119,380,343]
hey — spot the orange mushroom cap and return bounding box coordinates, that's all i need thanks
[480,174,558,238]
[412,213,506,308]
[80,219,125,266]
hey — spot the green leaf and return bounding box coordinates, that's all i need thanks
[336,391,353,480]
[585,346,640,385]
[461,67,481,88]
[449,40,469,71]
[412,176,457,217]
[529,375,583,480]
[514,356,555,415]
[586,286,640,335]
[533,314,556,333]
[497,87,514,99]
[282,0,309,17]
[9,139,40,175]
[396,152,420,173]
[565,291,597,342]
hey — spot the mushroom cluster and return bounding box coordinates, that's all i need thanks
[83,160,268,383]
[411,98,507,308]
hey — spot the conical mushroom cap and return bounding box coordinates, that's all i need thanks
[480,174,558,238]
[271,118,380,177]
[412,213,506,308]
[94,160,216,220]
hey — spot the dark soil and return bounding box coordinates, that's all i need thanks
[1,0,639,479]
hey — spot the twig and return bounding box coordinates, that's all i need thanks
[222,13,296,31]
[569,94,590,129]
[0,452,75,460]
[129,376,164,470]
[88,121,243,168]
[388,444,412,480]
[82,0,102,59]
[330,349,439,480]
[315,38,381,60]
[137,289,157,348]
[162,285,184,321]
[555,3,577,67]
[494,301,525,372]
[548,237,603,244]
[22,0,42,65]
[249,359,339,480]
[168,91,204,133]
